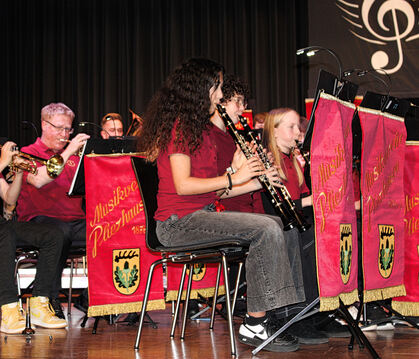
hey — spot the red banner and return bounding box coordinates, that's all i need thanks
[85,155,165,316]
[392,141,419,315]
[310,92,358,311]
[359,108,406,302]
[165,263,225,301]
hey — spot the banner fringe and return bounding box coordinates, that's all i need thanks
[392,301,419,317]
[165,286,226,302]
[364,285,406,303]
[319,289,359,312]
[87,299,166,317]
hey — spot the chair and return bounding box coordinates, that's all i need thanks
[131,157,249,356]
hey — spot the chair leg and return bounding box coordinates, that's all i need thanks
[221,255,237,357]
[170,264,188,338]
[210,263,222,330]
[68,259,74,316]
[231,262,243,315]
[134,258,165,349]
[16,271,23,310]
[180,264,194,340]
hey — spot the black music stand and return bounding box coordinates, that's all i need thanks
[68,137,138,196]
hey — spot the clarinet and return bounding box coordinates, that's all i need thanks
[216,104,296,231]
[237,116,310,232]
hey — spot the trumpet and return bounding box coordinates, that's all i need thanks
[0,144,64,178]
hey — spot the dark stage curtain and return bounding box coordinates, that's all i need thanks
[2,0,308,146]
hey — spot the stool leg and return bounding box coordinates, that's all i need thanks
[170,264,188,337]
[210,263,222,330]
[180,264,194,340]
[231,262,243,315]
[68,259,74,316]
[222,255,237,357]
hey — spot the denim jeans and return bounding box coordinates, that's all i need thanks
[0,220,64,306]
[156,207,305,313]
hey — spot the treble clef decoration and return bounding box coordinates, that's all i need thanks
[337,0,419,74]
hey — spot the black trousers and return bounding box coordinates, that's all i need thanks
[30,216,86,299]
[0,220,64,307]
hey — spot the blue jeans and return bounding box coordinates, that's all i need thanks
[156,207,305,313]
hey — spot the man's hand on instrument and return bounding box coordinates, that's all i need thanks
[66,133,90,156]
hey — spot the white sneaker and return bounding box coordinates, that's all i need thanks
[238,317,299,352]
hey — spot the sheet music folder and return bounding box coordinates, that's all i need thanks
[68,137,138,196]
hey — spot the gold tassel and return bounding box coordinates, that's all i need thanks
[392,301,419,317]
[319,289,359,312]
[165,286,226,302]
[87,299,166,317]
[364,284,406,303]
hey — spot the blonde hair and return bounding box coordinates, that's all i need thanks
[262,108,304,186]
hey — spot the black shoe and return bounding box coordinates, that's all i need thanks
[187,300,200,318]
[314,314,351,338]
[365,303,390,322]
[238,316,299,352]
[125,312,139,325]
[288,319,329,345]
[49,297,65,319]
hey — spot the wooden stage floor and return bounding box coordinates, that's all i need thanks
[1,304,419,359]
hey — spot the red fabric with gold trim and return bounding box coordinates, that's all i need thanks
[392,142,419,315]
[310,92,358,311]
[85,155,165,316]
[165,263,225,301]
[359,108,406,302]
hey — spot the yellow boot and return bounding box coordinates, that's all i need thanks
[30,296,67,329]
[0,302,26,334]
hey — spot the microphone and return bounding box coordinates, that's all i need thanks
[22,121,40,138]
[296,45,343,82]
[343,68,391,95]
[79,121,111,138]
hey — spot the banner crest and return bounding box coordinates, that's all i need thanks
[113,248,140,295]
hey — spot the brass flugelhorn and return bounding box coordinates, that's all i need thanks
[0,144,64,178]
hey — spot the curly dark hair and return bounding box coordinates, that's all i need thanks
[138,58,224,161]
[220,74,250,104]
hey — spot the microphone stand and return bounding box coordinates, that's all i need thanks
[296,45,343,96]
[79,122,111,138]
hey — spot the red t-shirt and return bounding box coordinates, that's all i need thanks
[209,124,264,213]
[17,138,85,222]
[155,128,218,221]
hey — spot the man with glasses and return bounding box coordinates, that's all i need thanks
[17,102,90,319]
[100,113,124,139]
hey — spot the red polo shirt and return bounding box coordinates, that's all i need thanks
[155,128,218,221]
[209,124,264,213]
[17,138,85,222]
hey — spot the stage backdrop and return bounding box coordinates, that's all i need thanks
[307,0,419,98]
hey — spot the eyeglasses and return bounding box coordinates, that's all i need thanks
[43,120,74,134]
[230,96,247,109]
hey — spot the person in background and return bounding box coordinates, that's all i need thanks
[0,141,67,333]
[100,113,124,139]
[17,102,90,319]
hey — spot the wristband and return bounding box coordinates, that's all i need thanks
[226,172,233,190]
